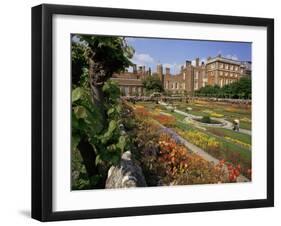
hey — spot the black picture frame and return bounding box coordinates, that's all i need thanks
[32,3,274,222]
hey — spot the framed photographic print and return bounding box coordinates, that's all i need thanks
[31,4,274,221]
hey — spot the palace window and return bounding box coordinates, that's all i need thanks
[235,66,238,71]
[230,65,234,70]
[125,87,129,96]
[219,63,224,69]
[225,64,229,69]
[183,72,186,80]
[219,71,223,76]
[225,72,228,77]
[194,81,198,90]
[195,71,199,79]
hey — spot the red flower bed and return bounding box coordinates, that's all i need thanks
[157,134,227,185]
[152,114,176,127]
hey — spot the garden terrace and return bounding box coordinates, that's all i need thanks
[130,101,252,180]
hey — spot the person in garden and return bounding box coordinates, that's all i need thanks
[233,119,240,132]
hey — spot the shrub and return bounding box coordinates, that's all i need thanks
[201,115,211,123]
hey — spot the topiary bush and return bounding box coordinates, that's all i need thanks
[201,115,211,123]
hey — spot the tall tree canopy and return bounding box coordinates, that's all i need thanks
[195,77,251,99]
[142,75,164,93]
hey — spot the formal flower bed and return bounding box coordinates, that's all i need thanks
[175,129,220,152]
[224,136,251,150]
[174,128,251,180]
[157,134,227,185]
[210,113,224,118]
[126,102,252,182]
[152,114,176,127]
[124,104,229,186]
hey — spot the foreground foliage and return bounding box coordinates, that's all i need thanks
[71,35,134,189]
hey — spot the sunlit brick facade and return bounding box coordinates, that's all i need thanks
[112,55,251,96]
[206,55,248,87]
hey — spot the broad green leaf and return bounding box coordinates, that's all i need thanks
[107,108,115,116]
[72,112,80,129]
[117,135,126,152]
[72,87,84,102]
[74,106,87,119]
[100,120,117,144]
[108,120,117,134]
[95,155,102,166]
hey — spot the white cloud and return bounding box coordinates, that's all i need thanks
[191,58,206,66]
[225,54,239,60]
[163,63,183,74]
[217,50,239,61]
[132,52,155,65]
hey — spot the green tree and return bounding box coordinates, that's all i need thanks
[79,35,134,124]
[195,78,251,99]
[142,75,164,93]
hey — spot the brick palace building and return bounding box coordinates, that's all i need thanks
[111,54,251,96]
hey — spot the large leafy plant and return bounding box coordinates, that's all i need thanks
[71,35,134,189]
[71,80,131,189]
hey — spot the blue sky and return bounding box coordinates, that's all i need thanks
[125,37,251,74]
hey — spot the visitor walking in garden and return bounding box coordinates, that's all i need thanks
[233,119,240,132]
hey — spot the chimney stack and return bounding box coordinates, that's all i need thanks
[138,66,142,74]
[185,60,191,67]
[133,64,137,74]
[196,57,200,67]
[165,67,170,75]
